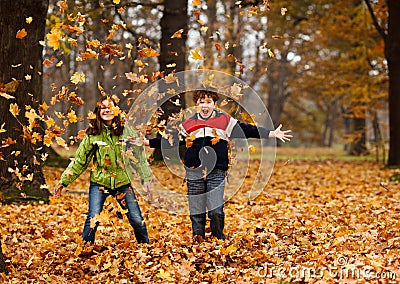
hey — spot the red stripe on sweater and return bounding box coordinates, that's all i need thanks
[182,113,230,134]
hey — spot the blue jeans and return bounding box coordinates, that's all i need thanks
[186,169,226,240]
[82,182,149,245]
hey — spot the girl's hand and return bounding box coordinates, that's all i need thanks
[54,184,64,197]
[270,124,292,142]
[127,137,149,146]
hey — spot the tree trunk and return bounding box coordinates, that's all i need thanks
[386,0,400,166]
[348,117,368,156]
[0,238,7,274]
[153,0,188,161]
[0,0,51,202]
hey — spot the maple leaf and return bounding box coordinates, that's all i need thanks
[138,47,160,58]
[46,24,63,50]
[16,29,27,39]
[67,110,78,123]
[164,73,178,84]
[70,72,85,85]
[190,48,204,60]
[9,103,20,117]
[171,29,184,39]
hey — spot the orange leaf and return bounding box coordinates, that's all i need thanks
[16,29,27,39]
[171,29,184,39]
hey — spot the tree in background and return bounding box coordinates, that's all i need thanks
[0,0,51,202]
[365,0,400,166]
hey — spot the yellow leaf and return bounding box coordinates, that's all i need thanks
[67,110,78,123]
[87,111,96,120]
[190,48,204,60]
[45,117,55,128]
[16,29,27,39]
[0,92,15,99]
[113,0,120,4]
[43,135,53,147]
[0,123,6,133]
[46,25,63,50]
[267,49,275,57]
[55,136,68,149]
[9,103,20,117]
[70,72,85,85]
[156,268,173,280]
[26,17,33,24]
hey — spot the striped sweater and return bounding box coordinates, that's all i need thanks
[149,110,271,171]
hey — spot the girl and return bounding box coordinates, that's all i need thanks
[54,96,152,244]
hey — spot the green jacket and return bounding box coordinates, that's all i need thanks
[60,125,151,189]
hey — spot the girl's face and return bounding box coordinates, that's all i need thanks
[99,99,115,126]
[196,95,217,119]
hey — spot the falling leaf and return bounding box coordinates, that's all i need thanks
[0,92,15,99]
[26,17,33,24]
[164,73,178,84]
[87,111,96,120]
[55,136,68,149]
[192,0,201,6]
[46,24,63,50]
[16,29,27,39]
[138,47,160,58]
[190,48,204,60]
[67,110,78,123]
[113,0,120,4]
[9,103,20,117]
[281,7,287,16]
[70,72,85,85]
[171,29,184,39]
[125,72,148,84]
[267,49,275,57]
[0,123,6,133]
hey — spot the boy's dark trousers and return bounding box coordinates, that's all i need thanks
[186,168,226,240]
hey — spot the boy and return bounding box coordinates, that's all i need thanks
[137,90,291,240]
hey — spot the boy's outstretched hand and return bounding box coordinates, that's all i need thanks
[269,124,292,142]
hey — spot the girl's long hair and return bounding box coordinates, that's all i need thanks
[86,96,124,136]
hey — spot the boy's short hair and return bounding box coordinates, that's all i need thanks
[192,90,219,103]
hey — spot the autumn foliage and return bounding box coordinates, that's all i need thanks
[1,158,399,283]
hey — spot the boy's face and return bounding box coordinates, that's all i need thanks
[196,95,217,118]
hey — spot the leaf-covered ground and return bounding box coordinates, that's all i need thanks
[1,159,400,283]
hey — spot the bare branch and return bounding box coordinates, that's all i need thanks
[364,0,387,41]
